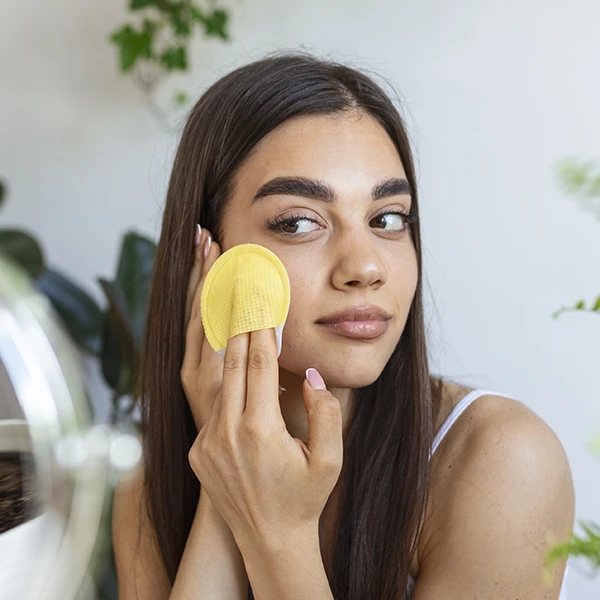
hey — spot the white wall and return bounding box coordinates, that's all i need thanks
[1,0,599,596]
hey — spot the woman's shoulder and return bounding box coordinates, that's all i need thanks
[429,382,572,505]
[431,382,553,457]
[413,382,574,579]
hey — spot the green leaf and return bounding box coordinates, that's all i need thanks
[0,179,6,211]
[36,267,103,356]
[0,229,45,279]
[173,19,191,36]
[160,46,187,70]
[575,300,585,309]
[110,24,154,72]
[100,312,134,396]
[190,5,205,22]
[98,278,141,396]
[167,3,192,36]
[129,0,156,9]
[593,296,600,312]
[558,159,591,193]
[586,434,600,458]
[200,9,229,40]
[114,232,156,350]
[98,278,138,374]
[174,90,189,105]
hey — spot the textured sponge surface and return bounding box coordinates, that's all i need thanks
[201,243,291,356]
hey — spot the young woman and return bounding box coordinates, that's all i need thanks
[112,52,575,600]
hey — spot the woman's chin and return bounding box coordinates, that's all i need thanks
[323,372,382,390]
[278,344,389,389]
[281,363,383,390]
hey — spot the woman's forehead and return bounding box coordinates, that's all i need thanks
[232,114,406,203]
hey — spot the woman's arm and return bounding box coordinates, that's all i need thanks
[170,489,249,599]
[112,465,249,600]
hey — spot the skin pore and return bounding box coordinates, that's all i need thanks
[218,110,419,445]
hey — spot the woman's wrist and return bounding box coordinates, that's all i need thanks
[197,487,246,556]
[170,485,248,597]
[237,519,320,560]
[198,487,226,524]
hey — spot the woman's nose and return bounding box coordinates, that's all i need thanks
[330,233,388,290]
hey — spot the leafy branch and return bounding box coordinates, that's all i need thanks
[546,521,600,573]
[553,295,600,319]
[553,158,600,321]
[548,157,600,578]
[110,0,231,122]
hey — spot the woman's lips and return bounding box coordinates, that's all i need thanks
[316,319,389,339]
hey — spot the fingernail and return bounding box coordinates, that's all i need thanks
[194,224,202,247]
[203,235,212,259]
[279,385,286,392]
[306,368,326,390]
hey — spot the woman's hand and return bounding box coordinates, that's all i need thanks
[181,226,223,431]
[186,328,344,555]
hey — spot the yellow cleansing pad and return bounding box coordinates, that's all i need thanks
[201,243,291,358]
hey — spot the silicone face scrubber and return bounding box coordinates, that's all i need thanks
[201,243,291,358]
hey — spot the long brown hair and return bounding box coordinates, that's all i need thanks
[139,51,444,599]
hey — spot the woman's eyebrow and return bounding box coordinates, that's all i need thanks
[251,176,412,205]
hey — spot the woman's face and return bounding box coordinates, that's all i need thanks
[219,111,418,389]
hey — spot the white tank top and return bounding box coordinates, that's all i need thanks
[405,389,570,599]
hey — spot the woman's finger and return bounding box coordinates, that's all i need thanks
[216,332,249,428]
[193,238,227,414]
[184,225,206,326]
[244,328,281,425]
[181,231,224,430]
[182,228,218,369]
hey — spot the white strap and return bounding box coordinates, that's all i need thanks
[430,389,519,459]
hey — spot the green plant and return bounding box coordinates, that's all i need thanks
[110,0,232,121]
[552,159,600,319]
[545,158,600,579]
[558,158,600,217]
[0,181,156,426]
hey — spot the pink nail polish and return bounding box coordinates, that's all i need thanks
[306,368,326,390]
[194,224,201,247]
[203,235,212,259]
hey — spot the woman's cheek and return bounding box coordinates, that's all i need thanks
[278,319,307,374]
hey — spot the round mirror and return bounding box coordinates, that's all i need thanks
[0,254,141,600]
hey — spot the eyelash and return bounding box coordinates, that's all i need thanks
[266,210,418,236]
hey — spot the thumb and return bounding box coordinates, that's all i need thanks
[302,368,343,471]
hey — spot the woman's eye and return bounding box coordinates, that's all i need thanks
[371,211,407,232]
[266,214,320,235]
[279,217,319,234]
